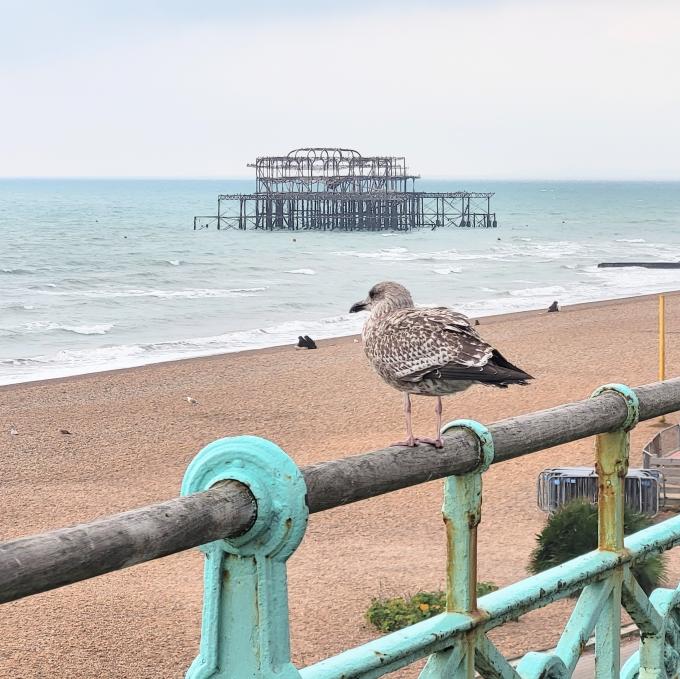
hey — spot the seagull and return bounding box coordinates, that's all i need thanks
[185,396,199,405]
[349,281,532,448]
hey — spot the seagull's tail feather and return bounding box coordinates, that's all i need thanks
[488,349,533,382]
[423,349,533,387]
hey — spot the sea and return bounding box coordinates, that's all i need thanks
[1,179,679,386]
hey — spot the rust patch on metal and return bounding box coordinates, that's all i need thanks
[445,517,455,610]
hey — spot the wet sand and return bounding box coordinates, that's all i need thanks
[2,291,680,677]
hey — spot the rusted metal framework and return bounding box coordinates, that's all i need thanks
[193,147,496,231]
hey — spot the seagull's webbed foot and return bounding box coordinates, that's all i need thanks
[414,436,444,449]
[390,437,418,448]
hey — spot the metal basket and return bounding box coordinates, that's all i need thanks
[537,466,663,516]
[643,424,680,504]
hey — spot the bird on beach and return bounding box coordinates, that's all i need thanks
[349,281,532,448]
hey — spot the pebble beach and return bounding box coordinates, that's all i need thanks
[2,291,680,677]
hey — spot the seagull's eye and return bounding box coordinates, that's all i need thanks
[369,289,376,299]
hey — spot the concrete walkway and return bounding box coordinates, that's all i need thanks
[572,638,639,678]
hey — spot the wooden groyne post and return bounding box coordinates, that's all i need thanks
[660,294,667,424]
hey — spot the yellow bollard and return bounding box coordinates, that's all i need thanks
[659,294,666,425]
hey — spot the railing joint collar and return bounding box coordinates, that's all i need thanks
[441,419,494,473]
[590,383,640,431]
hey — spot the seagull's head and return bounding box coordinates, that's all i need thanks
[349,281,414,316]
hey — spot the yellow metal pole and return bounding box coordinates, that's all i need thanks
[659,294,666,424]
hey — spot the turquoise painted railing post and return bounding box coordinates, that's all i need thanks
[174,390,680,679]
[420,419,495,679]
[181,436,308,679]
[591,384,638,678]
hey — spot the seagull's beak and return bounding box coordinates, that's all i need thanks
[349,300,368,313]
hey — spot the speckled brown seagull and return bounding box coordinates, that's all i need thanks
[349,281,532,448]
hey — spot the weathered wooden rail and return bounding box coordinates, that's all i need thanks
[4,379,680,677]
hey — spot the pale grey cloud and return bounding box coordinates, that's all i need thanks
[1,0,678,179]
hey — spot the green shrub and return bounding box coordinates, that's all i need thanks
[366,582,498,633]
[529,500,665,594]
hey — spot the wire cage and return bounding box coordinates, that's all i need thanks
[537,466,664,516]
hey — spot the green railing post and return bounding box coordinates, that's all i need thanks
[181,436,308,678]
[592,384,639,678]
[420,419,494,679]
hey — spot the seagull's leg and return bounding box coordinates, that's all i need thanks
[415,396,444,449]
[390,392,417,447]
[435,395,443,446]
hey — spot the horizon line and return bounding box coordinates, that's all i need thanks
[2,175,680,182]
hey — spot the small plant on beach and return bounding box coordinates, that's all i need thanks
[366,582,498,633]
[529,500,665,594]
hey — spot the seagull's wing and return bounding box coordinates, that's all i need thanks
[374,307,531,385]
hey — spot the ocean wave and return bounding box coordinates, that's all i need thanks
[334,248,495,263]
[616,238,646,243]
[0,313,365,385]
[38,287,267,299]
[5,264,680,386]
[433,267,463,275]
[509,285,566,298]
[63,324,114,335]
[20,321,115,335]
[1,267,32,274]
[334,241,585,263]
[0,302,36,310]
[285,269,316,275]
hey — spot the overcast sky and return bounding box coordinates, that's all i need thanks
[1,0,679,179]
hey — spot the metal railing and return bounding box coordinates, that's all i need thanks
[3,379,680,677]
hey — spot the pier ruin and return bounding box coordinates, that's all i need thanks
[193,147,496,231]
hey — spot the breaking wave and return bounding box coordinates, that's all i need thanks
[38,287,266,299]
[1,302,36,310]
[20,321,115,335]
[0,314,364,385]
[1,267,33,274]
[433,267,463,275]
[509,285,566,298]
